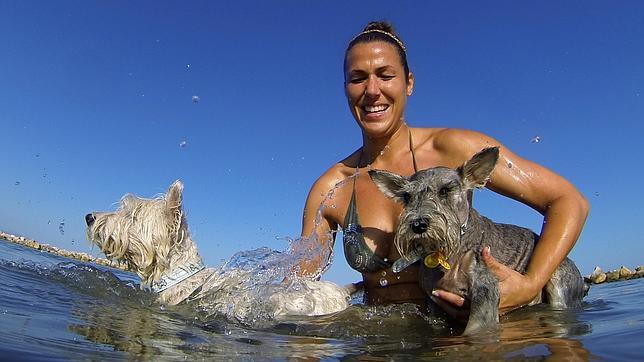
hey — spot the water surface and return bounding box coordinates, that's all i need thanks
[1,239,642,360]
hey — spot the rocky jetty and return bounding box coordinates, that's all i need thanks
[0,230,130,272]
[586,265,644,284]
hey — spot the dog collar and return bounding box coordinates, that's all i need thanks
[149,260,205,293]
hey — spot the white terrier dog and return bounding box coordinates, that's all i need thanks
[85,180,352,322]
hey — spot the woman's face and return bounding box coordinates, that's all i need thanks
[344,41,413,140]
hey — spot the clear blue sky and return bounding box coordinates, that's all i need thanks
[1,1,642,284]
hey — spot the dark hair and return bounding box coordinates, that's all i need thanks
[344,21,410,83]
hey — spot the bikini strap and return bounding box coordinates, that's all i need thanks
[343,150,362,231]
[408,128,418,173]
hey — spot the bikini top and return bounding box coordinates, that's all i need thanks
[343,129,419,274]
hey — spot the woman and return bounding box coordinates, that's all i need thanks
[298,22,589,316]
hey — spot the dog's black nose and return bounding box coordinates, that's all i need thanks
[411,219,428,234]
[85,213,95,227]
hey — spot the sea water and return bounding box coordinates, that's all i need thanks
[1,239,642,360]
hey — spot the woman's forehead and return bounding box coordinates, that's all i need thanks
[345,41,402,68]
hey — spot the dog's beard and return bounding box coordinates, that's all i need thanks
[394,211,461,260]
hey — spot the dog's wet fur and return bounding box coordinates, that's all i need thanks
[369,147,588,335]
[85,181,352,321]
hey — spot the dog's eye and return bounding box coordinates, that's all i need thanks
[439,187,450,197]
[402,192,411,203]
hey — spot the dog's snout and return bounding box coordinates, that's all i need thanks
[85,213,96,227]
[411,219,428,234]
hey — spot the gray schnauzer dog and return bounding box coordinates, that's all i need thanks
[369,147,588,335]
[85,180,352,321]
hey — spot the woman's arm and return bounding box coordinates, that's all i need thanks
[432,129,589,314]
[295,173,339,279]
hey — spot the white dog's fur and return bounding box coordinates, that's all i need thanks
[86,180,351,321]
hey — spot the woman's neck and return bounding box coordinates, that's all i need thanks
[360,122,410,167]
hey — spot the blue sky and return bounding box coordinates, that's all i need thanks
[1,1,643,285]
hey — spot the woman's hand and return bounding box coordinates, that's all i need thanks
[431,246,541,318]
[481,246,540,315]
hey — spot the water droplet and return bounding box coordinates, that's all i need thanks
[191,95,200,103]
[141,93,145,97]
[379,278,388,287]
[383,257,388,262]
[179,140,188,148]
[186,64,191,70]
[507,162,513,169]
[59,219,65,235]
[530,135,542,144]
[331,204,336,209]
[397,276,401,280]
[35,153,40,158]
[14,181,20,186]
[47,220,51,225]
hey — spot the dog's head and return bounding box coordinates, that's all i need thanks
[369,147,499,258]
[85,180,186,285]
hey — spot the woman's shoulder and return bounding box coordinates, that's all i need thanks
[413,126,501,164]
[308,149,361,195]
[424,127,495,148]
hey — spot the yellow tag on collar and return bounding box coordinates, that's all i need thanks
[424,251,451,270]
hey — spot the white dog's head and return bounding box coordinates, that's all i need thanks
[86,181,186,285]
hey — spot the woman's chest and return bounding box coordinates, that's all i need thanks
[329,175,404,257]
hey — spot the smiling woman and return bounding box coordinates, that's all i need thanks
[297,21,589,319]
[344,23,413,140]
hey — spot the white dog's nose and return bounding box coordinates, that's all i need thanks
[85,213,96,226]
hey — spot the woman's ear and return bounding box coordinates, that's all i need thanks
[406,72,414,96]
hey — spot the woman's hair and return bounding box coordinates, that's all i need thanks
[345,21,410,82]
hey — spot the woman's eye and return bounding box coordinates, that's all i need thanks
[349,76,366,84]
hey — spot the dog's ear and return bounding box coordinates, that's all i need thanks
[166,180,184,210]
[368,169,408,202]
[458,147,499,189]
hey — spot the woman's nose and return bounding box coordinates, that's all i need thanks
[364,75,380,98]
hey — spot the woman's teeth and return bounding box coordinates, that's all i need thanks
[363,104,389,113]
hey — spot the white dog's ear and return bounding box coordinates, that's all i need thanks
[166,180,184,209]
[458,147,499,189]
[368,169,409,203]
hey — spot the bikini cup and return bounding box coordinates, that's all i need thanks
[342,128,419,274]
